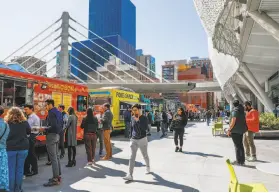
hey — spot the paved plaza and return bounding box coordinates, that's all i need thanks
[23,122,279,192]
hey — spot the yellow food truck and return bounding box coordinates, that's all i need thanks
[89,87,140,131]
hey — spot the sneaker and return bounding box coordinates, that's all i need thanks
[86,162,93,166]
[175,147,179,152]
[245,156,250,161]
[179,148,183,152]
[147,133,151,136]
[44,177,60,187]
[146,167,151,174]
[248,157,257,162]
[160,134,165,138]
[123,174,133,181]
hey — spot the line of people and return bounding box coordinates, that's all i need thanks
[0,99,114,191]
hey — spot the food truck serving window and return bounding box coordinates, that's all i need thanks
[3,80,15,107]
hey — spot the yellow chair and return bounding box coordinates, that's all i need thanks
[212,122,223,136]
[217,117,223,122]
[226,159,268,192]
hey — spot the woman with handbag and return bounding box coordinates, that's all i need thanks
[0,106,10,192]
[170,107,188,152]
[65,107,78,167]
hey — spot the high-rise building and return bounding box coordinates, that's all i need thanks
[88,0,136,48]
[71,35,136,80]
[136,49,156,78]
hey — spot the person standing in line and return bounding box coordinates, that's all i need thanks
[154,110,161,132]
[0,106,10,192]
[64,107,78,167]
[124,107,132,138]
[123,104,150,181]
[227,100,247,166]
[96,108,104,157]
[58,104,68,159]
[101,103,113,160]
[205,110,212,126]
[81,108,98,165]
[5,107,31,192]
[23,104,40,177]
[145,110,152,136]
[244,101,259,162]
[170,108,188,152]
[161,111,168,138]
[43,99,63,187]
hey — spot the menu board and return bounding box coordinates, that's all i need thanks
[63,94,72,111]
[33,93,51,118]
[52,92,62,107]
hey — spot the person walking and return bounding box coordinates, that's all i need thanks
[81,108,98,165]
[170,108,188,152]
[161,111,168,138]
[227,100,247,166]
[43,99,63,187]
[123,104,150,181]
[58,104,68,159]
[23,104,40,177]
[154,110,161,132]
[0,106,10,192]
[64,107,78,167]
[146,110,152,136]
[101,103,113,160]
[5,107,31,192]
[206,110,212,126]
[244,101,259,162]
[124,107,132,138]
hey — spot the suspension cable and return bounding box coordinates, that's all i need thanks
[70,63,98,83]
[43,63,57,76]
[69,42,126,83]
[70,72,86,84]
[2,18,61,62]
[20,36,60,69]
[70,19,168,83]
[31,55,56,74]
[27,44,60,72]
[14,27,61,63]
[70,28,152,83]
[69,54,113,83]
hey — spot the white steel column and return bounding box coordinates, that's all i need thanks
[240,63,274,112]
[233,84,248,103]
[257,98,264,113]
[248,11,279,42]
[236,71,271,111]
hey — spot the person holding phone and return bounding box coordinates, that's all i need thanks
[123,104,150,181]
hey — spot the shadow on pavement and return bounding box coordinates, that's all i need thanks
[112,157,145,167]
[182,151,223,158]
[125,172,199,192]
[86,163,127,178]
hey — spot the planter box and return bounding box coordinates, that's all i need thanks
[255,130,279,138]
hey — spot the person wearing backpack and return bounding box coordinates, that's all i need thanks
[0,106,10,192]
[81,108,98,166]
[43,99,63,187]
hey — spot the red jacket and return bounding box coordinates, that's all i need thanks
[246,109,260,133]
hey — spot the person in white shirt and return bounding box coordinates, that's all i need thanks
[24,104,40,177]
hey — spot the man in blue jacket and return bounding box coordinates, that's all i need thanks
[43,99,63,187]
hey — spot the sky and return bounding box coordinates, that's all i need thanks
[0,0,208,77]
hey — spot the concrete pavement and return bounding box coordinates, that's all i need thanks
[23,122,279,192]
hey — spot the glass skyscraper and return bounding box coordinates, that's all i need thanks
[88,0,136,48]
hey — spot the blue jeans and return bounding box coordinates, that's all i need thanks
[8,150,28,192]
[207,118,211,126]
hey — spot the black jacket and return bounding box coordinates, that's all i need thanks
[130,115,148,139]
[7,121,31,151]
[171,114,188,130]
[102,110,113,130]
[147,113,153,125]
[81,116,98,134]
[162,112,168,124]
